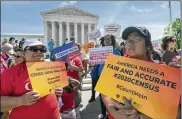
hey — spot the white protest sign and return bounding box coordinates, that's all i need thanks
[88,29,101,41]
[152,40,160,49]
[89,46,113,65]
[104,24,121,38]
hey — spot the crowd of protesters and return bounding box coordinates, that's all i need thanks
[0,26,181,119]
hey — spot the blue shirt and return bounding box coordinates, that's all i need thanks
[90,64,100,80]
[48,41,55,52]
[98,48,121,76]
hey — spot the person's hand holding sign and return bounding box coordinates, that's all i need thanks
[138,114,152,119]
[55,87,63,97]
[19,91,40,106]
[107,96,139,119]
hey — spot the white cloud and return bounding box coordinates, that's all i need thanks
[108,2,127,24]
[161,2,169,9]
[130,6,152,13]
[60,1,77,7]
[173,10,180,18]
[2,1,31,5]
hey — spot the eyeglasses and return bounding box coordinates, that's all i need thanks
[26,46,47,53]
[126,36,143,45]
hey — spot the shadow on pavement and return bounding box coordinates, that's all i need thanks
[80,97,101,119]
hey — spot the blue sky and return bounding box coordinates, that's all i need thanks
[1,1,181,40]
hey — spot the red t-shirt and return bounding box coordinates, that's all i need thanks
[60,91,76,112]
[0,62,60,119]
[67,57,83,80]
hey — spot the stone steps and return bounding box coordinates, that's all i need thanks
[82,74,92,91]
[82,83,92,91]
[83,78,92,84]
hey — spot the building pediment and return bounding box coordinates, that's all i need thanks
[41,6,99,18]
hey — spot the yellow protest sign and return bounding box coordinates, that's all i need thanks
[95,54,181,119]
[26,61,69,97]
[82,42,94,53]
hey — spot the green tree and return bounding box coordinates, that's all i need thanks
[164,18,181,49]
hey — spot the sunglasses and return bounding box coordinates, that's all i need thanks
[169,39,175,43]
[26,46,47,53]
[14,55,22,58]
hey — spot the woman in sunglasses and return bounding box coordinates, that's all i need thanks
[1,40,63,119]
[101,27,181,119]
[161,36,179,55]
[161,36,181,67]
[14,49,25,65]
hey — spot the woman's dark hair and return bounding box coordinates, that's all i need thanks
[152,50,161,61]
[144,37,154,58]
[9,37,15,42]
[21,38,25,41]
[120,42,125,46]
[63,78,74,92]
[15,48,23,52]
[76,43,81,50]
[161,36,175,51]
[100,34,116,47]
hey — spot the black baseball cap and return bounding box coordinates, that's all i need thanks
[122,26,151,41]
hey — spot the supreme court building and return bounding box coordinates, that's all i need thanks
[41,6,99,46]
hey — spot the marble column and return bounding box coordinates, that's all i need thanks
[81,23,85,44]
[93,23,97,31]
[59,22,63,46]
[66,22,70,41]
[88,23,91,33]
[51,21,56,42]
[87,24,92,43]
[74,22,78,43]
[43,21,48,46]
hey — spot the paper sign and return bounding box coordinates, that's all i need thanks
[104,24,121,38]
[53,42,81,62]
[26,61,69,97]
[82,42,95,53]
[88,29,101,41]
[89,46,113,65]
[95,54,181,119]
[152,40,160,49]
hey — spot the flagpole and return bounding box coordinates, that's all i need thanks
[169,1,173,35]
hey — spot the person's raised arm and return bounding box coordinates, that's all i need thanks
[69,77,80,90]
